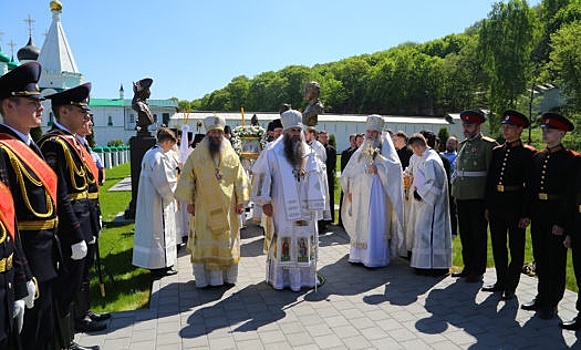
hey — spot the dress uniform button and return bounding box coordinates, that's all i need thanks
[8,282,11,289]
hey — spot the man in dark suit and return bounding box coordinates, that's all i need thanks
[0,62,58,350]
[521,111,579,320]
[482,110,535,300]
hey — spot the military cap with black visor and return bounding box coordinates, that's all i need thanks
[0,61,44,101]
[45,82,92,111]
[460,110,486,125]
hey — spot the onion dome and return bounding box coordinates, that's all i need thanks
[17,36,41,62]
[0,46,10,63]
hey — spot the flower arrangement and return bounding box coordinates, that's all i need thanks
[231,125,267,156]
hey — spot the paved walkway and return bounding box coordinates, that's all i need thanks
[77,223,581,349]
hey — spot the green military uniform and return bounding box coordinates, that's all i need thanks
[452,110,498,282]
[452,134,496,199]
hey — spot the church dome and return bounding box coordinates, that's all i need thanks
[0,47,10,63]
[17,36,41,61]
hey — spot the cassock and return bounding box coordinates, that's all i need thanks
[409,148,452,269]
[341,134,405,267]
[175,139,249,287]
[251,138,326,291]
[132,145,178,270]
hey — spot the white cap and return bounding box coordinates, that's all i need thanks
[366,114,385,132]
[281,110,303,131]
[204,115,226,133]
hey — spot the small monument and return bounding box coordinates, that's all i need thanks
[125,77,156,219]
[302,81,324,126]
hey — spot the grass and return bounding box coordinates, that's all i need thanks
[89,163,151,312]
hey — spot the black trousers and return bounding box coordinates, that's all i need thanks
[21,279,57,350]
[489,212,525,291]
[457,199,488,276]
[531,215,567,308]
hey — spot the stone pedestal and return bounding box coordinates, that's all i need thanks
[124,131,156,220]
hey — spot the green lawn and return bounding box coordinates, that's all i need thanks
[89,163,151,312]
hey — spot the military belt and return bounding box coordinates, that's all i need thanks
[456,170,487,177]
[69,191,88,201]
[0,253,14,273]
[538,193,565,201]
[18,218,58,231]
[496,185,524,193]
[87,192,99,200]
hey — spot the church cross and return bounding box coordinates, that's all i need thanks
[24,14,36,37]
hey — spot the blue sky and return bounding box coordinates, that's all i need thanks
[1,0,542,101]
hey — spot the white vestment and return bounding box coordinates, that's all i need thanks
[403,154,422,252]
[251,138,326,291]
[410,148,452,269]
[341,133,405,267]
[133,145,178,269]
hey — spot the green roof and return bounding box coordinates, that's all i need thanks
[89,98,178,108]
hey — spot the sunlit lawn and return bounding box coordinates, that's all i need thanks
[89,162,151,312]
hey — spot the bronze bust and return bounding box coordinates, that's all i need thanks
[132,78,154,131]
[302,81,323,126]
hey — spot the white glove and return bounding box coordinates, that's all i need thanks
[13,299,25,333]
[24,279,36,309]
[71,240,88,260]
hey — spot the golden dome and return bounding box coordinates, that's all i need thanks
[50,1,63,12]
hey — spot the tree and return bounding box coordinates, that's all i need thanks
[479,0,541,134]
[549,21,581,113]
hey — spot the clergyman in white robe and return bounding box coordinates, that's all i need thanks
[251,110,326,291]
[133,133,178,271]
[407,134,452,272]
[341,115,405,267]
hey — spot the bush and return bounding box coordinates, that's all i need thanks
[107,139,124,147]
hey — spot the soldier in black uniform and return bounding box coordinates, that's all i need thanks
[0,62,58,349]
[521,111,578,320]
[74,116,110,333]
[0,182,30,350]
[482,110,535,300]
[39,83,100,350]
[561,149,581,330]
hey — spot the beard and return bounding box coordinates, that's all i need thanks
[207,135,224,159]
[364,134,382,150]
[283,133,304,169]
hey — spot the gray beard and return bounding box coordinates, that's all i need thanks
[364,135,382,150]
[283,134,304,169]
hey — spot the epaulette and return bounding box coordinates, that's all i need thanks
[492,144,503,151]
[568,149,580,157]
[482,136,497,143]
[524,144,536,153]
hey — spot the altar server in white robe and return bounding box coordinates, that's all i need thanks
[251,109,326,291]
[341,115,405,267]
[407,133,452,275]
[133,128,179,276]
